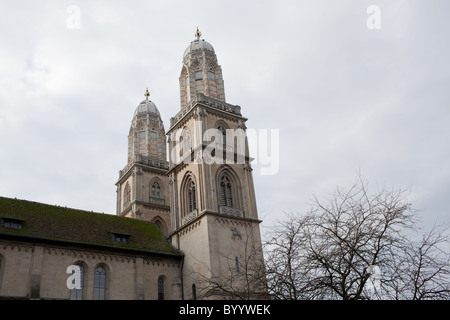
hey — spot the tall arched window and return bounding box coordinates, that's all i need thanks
[151,181,161,198]
[217,169,242,213]
[94,266,106,300]
[124,183,131,207]
[220,175,233,208]
[70,264,84,300]
[158,276,165,300]
[181,173,198,220]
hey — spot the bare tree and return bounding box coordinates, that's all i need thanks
[265,175,450,300]
[391,224,450,300]
[264,213,317,299]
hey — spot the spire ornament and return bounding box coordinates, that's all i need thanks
[195,27,202,41]
[144,88,150,100]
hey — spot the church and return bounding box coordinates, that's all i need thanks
[0,29,266,300]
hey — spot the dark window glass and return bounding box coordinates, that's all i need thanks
[110,233,130,243]
[158,276,164,300]
[1,218,22,229]
[94,266,106,300]
[220,176,233,208]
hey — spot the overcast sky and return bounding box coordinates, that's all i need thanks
[1,0,449,237]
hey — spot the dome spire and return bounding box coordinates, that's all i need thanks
[195,27,202,41]
[144,88,150,100]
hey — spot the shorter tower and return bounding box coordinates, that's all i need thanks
[179,28,226,110]
[116,90,171,236]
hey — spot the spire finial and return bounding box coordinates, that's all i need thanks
[195,27,202,41]
[144,88,150,99]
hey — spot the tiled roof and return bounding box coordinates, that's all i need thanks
[0,196,180,257]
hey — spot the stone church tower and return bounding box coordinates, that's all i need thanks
[167,29,265,299]
[115,29,265,299]
[115,89,171,236]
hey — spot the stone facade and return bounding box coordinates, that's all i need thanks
[0,241,181,300]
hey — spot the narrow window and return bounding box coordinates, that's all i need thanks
[208,71,215,80]
[220,176,233,208]
[154,220,163,232]
[195,71,203,80]
[192,186,197,210]
[227,183,233,208]
[94,266,106,300]
[220,182,226,207]
[235,257,240,273]
[158,276,164,300]
[188,185,197,212]
[124,183,131,207]
[70,265,84,300]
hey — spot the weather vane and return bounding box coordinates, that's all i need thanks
[195,27,202,41]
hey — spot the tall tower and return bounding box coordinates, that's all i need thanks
[116,89,171,236]
[167,29,265,299]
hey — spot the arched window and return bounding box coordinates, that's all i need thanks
[94,266,106,300]
[181,173,198,220]
[217,169,242,213]
[220,175,233,208]
[158,276,165,300]
[70,264,84,300]
[124,183,131,207]
[152,217,166,236]
[154,219,163,231]
[151,182,161,198]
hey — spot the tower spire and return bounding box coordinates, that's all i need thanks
[195,27,202,41]
[144,88,150,100]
